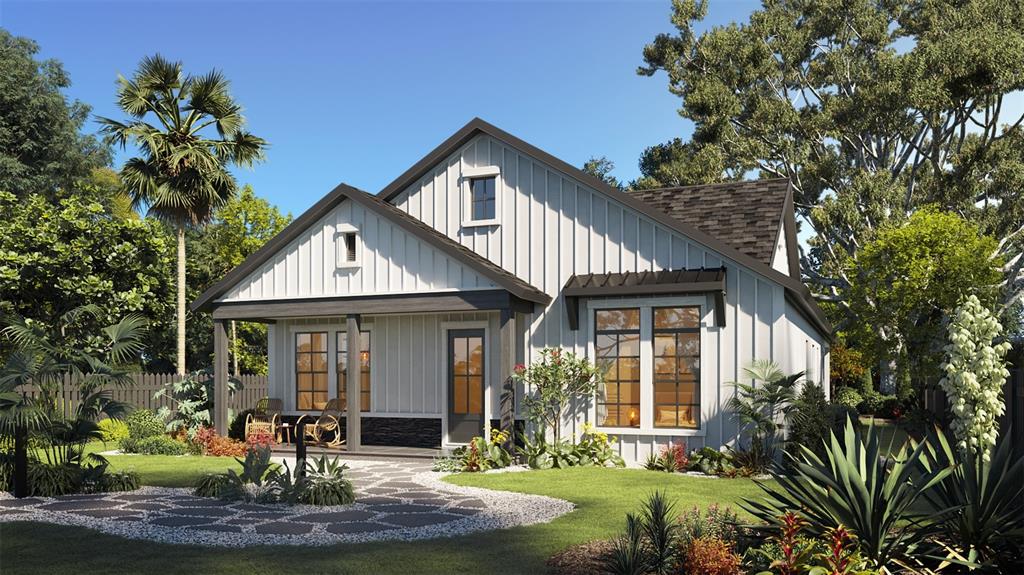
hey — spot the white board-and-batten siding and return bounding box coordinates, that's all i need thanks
[390,133,829,461]
[219,197,497,303]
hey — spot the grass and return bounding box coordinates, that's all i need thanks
[0,453,768,575]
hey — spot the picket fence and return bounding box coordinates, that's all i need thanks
[16,373,269,419]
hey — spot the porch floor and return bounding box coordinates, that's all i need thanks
[272,444,444,461]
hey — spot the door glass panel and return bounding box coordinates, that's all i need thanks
[467,337,483,375]
[467,377,483,414]
[453,376,468,413]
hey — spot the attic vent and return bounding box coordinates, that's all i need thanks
[337,230,360,268]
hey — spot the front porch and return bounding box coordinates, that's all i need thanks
[208,290,535,452]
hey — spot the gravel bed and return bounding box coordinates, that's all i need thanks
[0,459,574,547]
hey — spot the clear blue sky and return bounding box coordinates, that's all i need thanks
[1,0,757,217]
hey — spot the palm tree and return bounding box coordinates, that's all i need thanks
[98,55,266,374]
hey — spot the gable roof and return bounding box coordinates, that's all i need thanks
[627,179,789,268]
[379,118,830,337]
[191,183,550,312]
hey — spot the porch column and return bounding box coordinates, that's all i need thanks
[496,308,517,442]
[213,318,229,435]
[346,314,362,451]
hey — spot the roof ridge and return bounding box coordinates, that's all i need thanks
[625,177,790,195]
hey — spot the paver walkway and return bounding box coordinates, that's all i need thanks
[0,457,572,546]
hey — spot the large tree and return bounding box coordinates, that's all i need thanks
[0,30,108,198]
[0,191,174,367]
[99,55,267,375]
[185,185,291,374]
[639,0,1024,328]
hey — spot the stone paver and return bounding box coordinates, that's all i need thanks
[0,457,574,547]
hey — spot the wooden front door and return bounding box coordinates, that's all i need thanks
[448,329,485,444]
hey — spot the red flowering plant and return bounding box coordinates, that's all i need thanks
[246,430,276,450]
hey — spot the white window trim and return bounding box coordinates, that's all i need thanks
[586,297,709,437]
[460,165,502,228]
[335,225,361,270]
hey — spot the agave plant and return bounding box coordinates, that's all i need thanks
[744,417,953,567]
[915,427,1024,571]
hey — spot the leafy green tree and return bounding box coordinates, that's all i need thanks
[632,138,736,190]
[0,191,174,367]
[0,30,108,198]
[185,185,291,373]
[846,210,1003,395]
[582,156,623,190]
[98,55,267,375]
[639,0,1024,321]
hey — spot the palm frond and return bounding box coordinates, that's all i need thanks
[104,314,149,364]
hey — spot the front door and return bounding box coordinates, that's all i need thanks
[447,329,485,444]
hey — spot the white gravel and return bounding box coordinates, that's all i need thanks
[0,459,574,547]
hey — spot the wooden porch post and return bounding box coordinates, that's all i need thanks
[346,314,362,451]
[213,319,229,435]
[497,308,516,443]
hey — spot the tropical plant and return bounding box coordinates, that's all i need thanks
[98,54,267,374]
[603,491,679,575]
[194,472,232,498]
[457,429,513,472]
[25,462,81,496]
[688,446,735,476]
[604,513,651,575]
[644,443,688,473]
[297,456,355,506]
[677,504,743,553]
[518,427,624,470]
[572,423,624,468]
[744,418,953,567]
[218,445,278,503]
[513,348,602,443]
[750,513,876,575]
[152,369,240,439]
[727,360,801,470]
[938,295,1013,460]
[915,428,1024,571]
[97,469,140,493]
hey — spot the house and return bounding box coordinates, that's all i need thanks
[193,118,831,463]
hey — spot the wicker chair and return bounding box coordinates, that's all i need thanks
[245,397,283,440]
[296,398,346,448]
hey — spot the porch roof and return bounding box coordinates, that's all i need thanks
[563,267,728,330]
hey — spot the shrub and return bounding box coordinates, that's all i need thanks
[193,426,248,457]
[245,430,276,450]
[833,387,862,411]
[153,369,241,440]
[98,470,140,492]
[120,435,192,455]
[125,409,165,440]
[519,426,625,470]
[27,463,80,496]
[682,537,742,575]
[858,389,898,417]
[195,473,233,498]
[677,504,742,554]
[788,382,850,461]
[431,455,462,473]
[688,447,734,476]
[297,456,355,506]
[644,443,688,473]
[228,409,252,441]
[97,418,130,443]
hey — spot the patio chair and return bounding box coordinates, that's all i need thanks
[295,398,346,448]
[245,397,283,440]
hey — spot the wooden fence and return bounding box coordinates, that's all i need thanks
[16,373,269,419]
[922,366,1024,456]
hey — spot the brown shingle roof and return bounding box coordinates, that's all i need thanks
[627,179,790,266]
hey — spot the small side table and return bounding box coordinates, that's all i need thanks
[278,423,293,445]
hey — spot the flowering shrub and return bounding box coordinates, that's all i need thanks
[514,348,602,443]
[245,430,276,450]
[939,294,1012,460]
[682,536,742,575]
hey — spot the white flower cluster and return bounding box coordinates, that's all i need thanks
[938,295,1012,461]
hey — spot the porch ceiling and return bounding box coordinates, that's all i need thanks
[208,289,534,322]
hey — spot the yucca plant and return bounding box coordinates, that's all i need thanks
[744,417,953,567]
[915,427,1024,571]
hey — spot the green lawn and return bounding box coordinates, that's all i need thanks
[0,451,768,575]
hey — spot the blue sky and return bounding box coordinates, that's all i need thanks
[1,0,759,216]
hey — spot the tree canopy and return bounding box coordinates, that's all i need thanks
[639,0,1024,328]
[0,30,108,198]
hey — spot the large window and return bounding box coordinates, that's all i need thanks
[295,332,328,410]
[595,308,641,428]
[653,307,700,429]
[337,331,371,412]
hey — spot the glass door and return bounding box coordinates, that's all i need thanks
[447,329,484,443]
